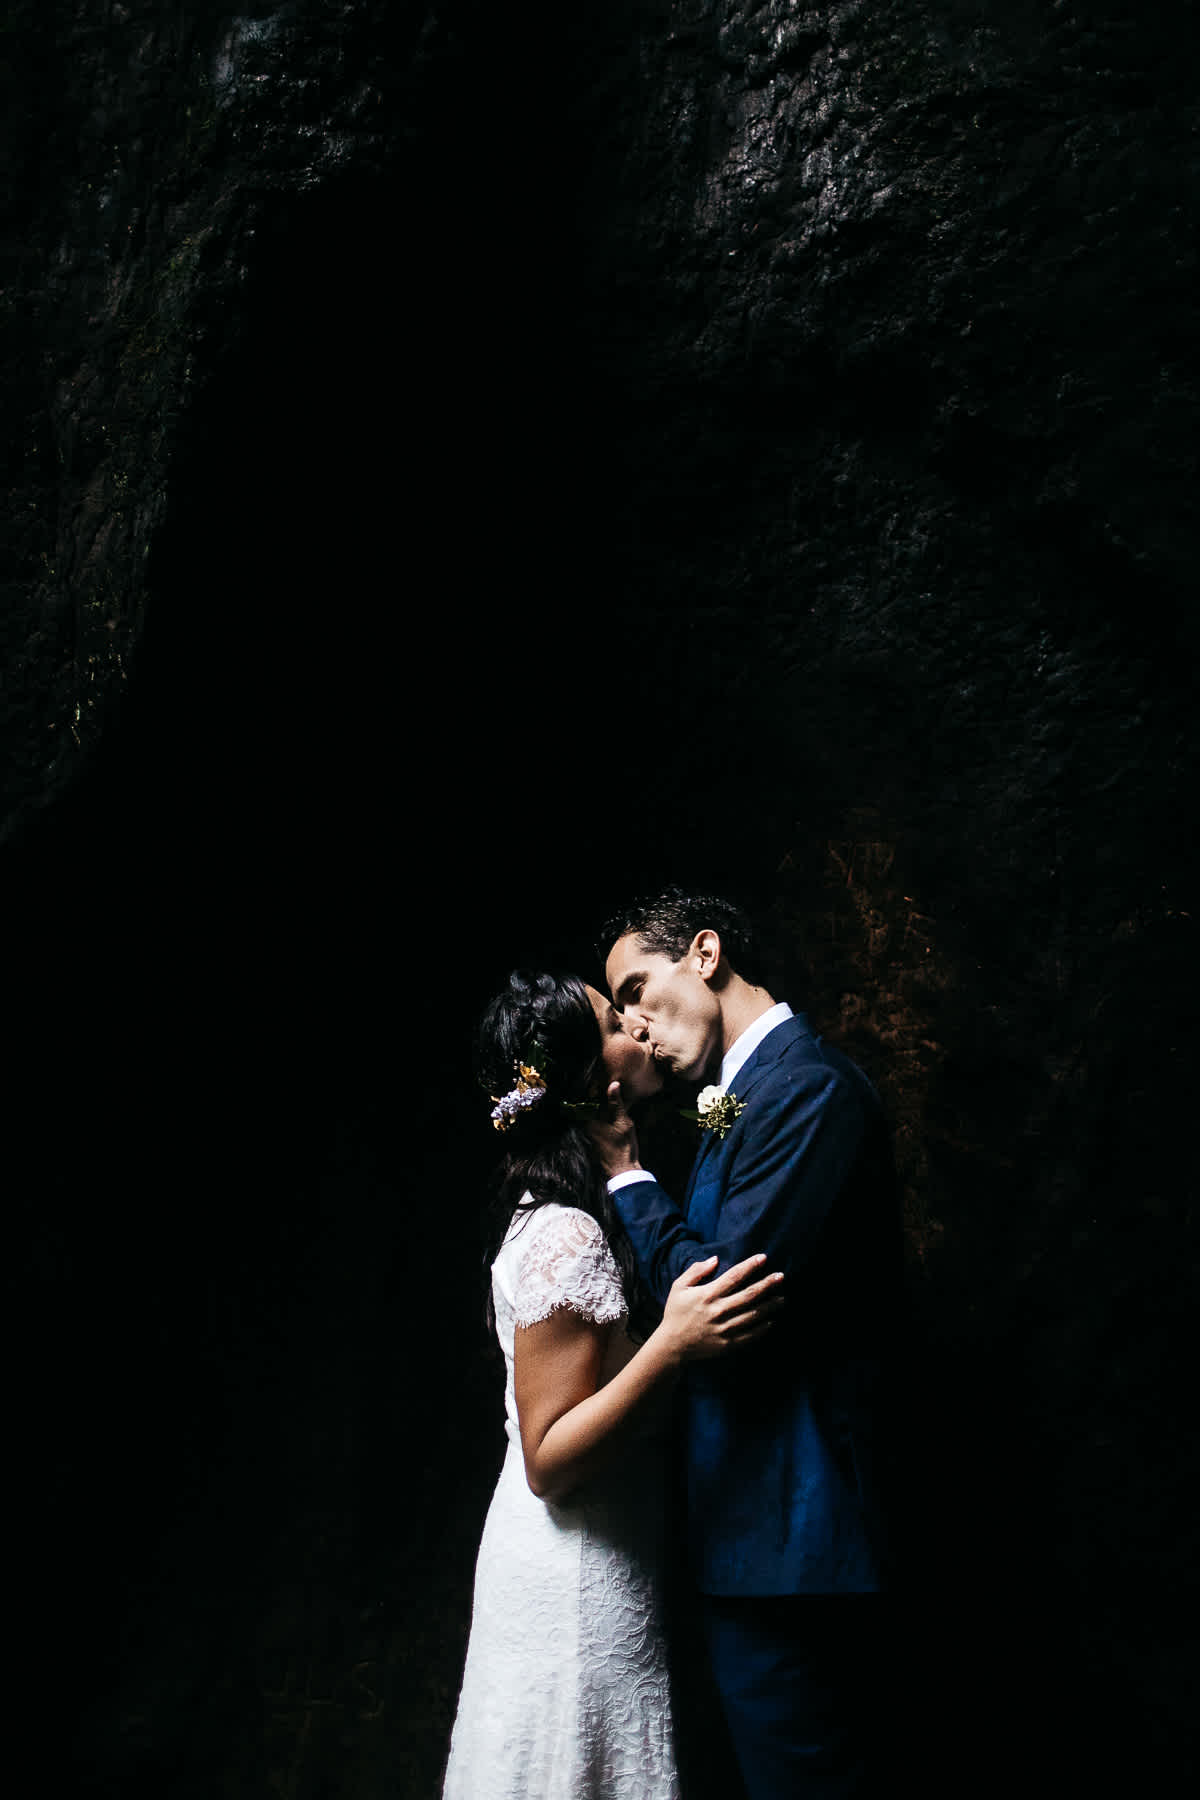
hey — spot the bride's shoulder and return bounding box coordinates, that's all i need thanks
[505,1198,607,1253]
[501,1200,626,1325]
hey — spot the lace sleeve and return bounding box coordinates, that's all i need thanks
[510,1207,628,1329]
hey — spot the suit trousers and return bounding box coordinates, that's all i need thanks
[700,1594,887,1800]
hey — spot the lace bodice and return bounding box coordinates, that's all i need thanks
[499,1201,628,1328]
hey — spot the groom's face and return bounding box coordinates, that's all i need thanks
[605,932,721,1086]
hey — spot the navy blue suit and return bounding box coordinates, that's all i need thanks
[612,1012,899,1795]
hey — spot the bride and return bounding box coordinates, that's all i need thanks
[442,971,784,1799]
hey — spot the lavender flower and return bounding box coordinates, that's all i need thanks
[490,1066,548,1132]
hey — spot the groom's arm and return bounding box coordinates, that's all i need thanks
[601,1066,866,1308]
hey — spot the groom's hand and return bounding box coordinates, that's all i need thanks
[586,1080,643,1179]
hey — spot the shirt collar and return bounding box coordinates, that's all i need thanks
[718,1001,794,1092]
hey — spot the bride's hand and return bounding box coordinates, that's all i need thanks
[659,1254,784,1363]
[586,1080,642,1178]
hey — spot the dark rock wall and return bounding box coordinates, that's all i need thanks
[5,3,1198,1795]
[2,0,431,833]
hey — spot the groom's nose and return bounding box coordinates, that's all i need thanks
[623,1013,650,1041]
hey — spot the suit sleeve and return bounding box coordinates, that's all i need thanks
[611,1065,866,1307]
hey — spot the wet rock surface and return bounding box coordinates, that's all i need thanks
[5,2,1198,1794]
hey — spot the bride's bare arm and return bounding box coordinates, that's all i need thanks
[514,1254,783,1503]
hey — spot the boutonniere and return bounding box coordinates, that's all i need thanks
[681,1084,746,1140]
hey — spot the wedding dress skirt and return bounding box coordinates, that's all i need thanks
[442,1203,680,1800]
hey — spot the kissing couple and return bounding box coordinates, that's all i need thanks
[442,887,898,1800]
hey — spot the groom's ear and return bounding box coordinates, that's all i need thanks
[691,929,723,982]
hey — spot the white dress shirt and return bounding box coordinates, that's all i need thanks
[608,1001,794,1194]
[716,1000,793,1091]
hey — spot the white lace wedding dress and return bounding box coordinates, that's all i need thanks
[442,1200,680,1799]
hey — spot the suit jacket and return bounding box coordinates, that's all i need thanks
[612,1012,900,1596]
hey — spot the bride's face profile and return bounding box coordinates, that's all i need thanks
[586,984,663,1103]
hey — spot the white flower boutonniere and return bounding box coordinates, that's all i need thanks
[682,1084,746,1140]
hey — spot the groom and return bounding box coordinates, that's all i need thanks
[589,887,900,1800]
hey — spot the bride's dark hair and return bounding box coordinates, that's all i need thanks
[477,970,651,1337]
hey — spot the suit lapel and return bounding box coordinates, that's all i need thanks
[683,1013,814,1215]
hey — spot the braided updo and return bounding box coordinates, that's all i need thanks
[477,970,604,1133]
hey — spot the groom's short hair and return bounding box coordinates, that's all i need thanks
[598,886,768,987]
